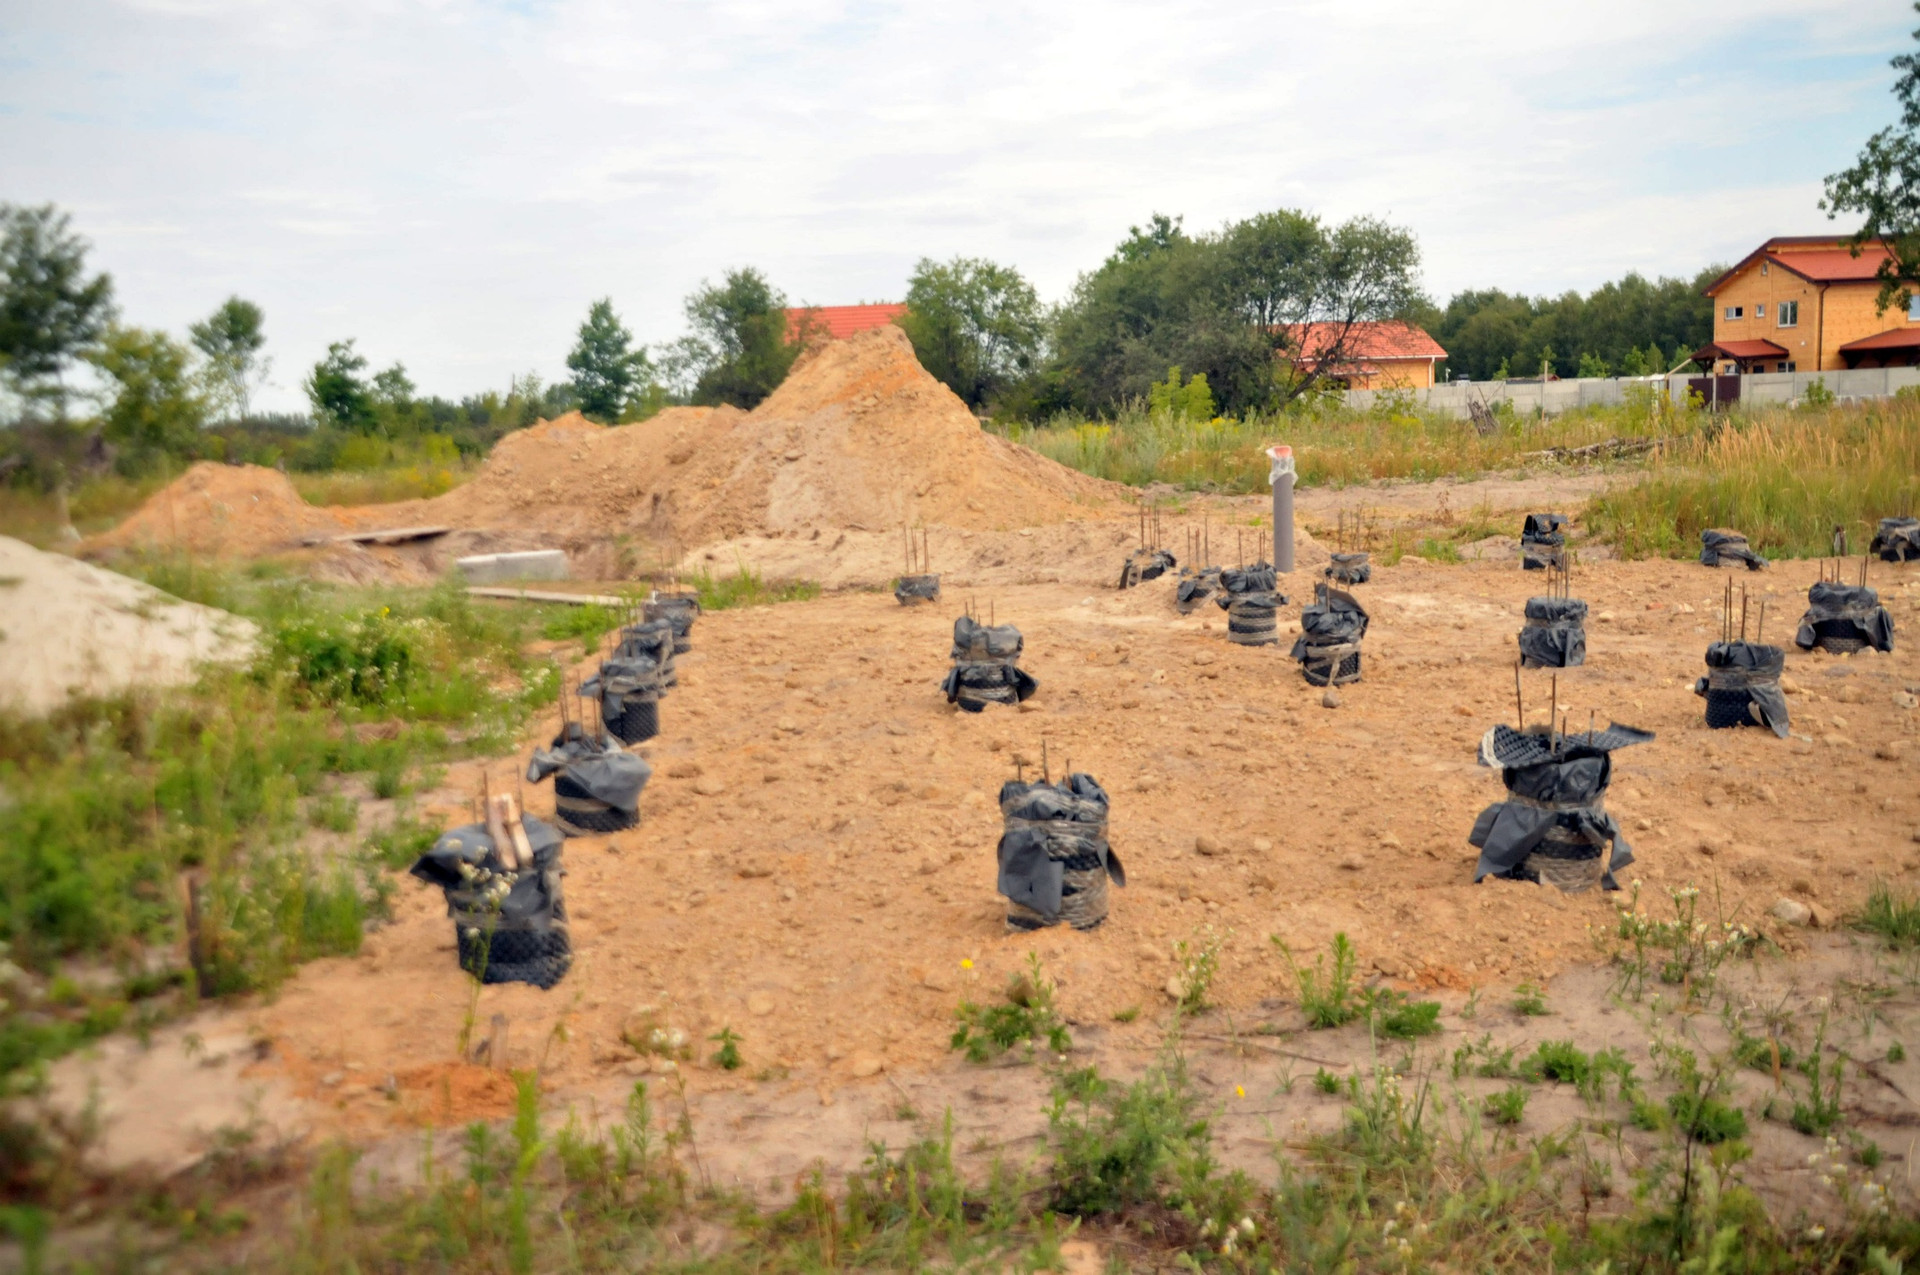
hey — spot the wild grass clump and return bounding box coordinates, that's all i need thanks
[949,954,1070,1063]
[1857,879,1920,949]
[1273,931,1361,1028]
[688,564,821,611]
[1589,399,1920,560]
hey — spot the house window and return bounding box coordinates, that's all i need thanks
[1909,294,1920,321]
[1779,301,1798,327]
[1755,303,1766,318]
[1761,262,1770,275]
[1724,305,1743,320]
[1784,362,1797,372]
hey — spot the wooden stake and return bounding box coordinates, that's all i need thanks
[1514,659,1524,729]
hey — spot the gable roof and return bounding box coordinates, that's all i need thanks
[784,303,908,341]
[1702,237,1895,295]
[1280,320,1446,362]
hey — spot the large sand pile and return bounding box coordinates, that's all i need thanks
[89,327,1124,571]
[0,536,256,714]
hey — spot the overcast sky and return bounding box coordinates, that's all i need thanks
[2,0,1911,410]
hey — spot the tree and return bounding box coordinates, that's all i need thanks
[898,256,1046,411]
[1823,3,1920,312]
[0,204,115,417]
[672,268,804,409]
[87,325,207,456]
[188,296,269,421]
[306,340,377,432]
[566,298,655,421]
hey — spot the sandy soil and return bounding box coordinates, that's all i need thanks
[0,535,256,715]
[45,548,1916,1165]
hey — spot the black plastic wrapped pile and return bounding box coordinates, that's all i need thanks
[411,814,571,988]
[1520,514,1567,571]
[1517,596,1587,668]
[895,573,941,605]
[1326,552,1372,585]
[1693,642,1789,736]
[526,722,652,835]
[1216,563,1285,647]
[1699,528,1768,571]
[1469,722,1652,894]
[1175,566,1221,614]
[1119,547,1177,590]
[942,615,1038,712]
[1872,517,1920,563]
[581,619,676,745]
[1292,583,1368,685]
[996,773,1125,931]
[644,592,700,655]
[1794,581,1894,654]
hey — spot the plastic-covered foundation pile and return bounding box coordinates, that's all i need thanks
[1215,563,1285,647]
[1699,528,1768,571]
[1469,722,1652,895]
[996,771,1124,931]
[1520,514,1567,571]
[410,796,571,988]
[525,720,652,835]
[1325,552,1371,585]
[1518,597,1587,668]
[581,618,675,745]
[942,614,1038,712]
[1795,579,1894,655]
[1292,581,1368,685]
[1872,517,1920,563]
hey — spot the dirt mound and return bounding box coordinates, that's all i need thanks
[0,535,256,714]
[91,330,1126,574]
[87,462,350,559]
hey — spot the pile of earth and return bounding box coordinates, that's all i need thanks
[87,326,1127,579]
[0,536,256,715]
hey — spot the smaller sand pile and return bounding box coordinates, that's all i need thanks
[0,536,257,714]
[86,462,349,559]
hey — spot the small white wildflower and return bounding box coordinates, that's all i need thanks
[1237,1217,1256,1236]
[1807,1225,1826,1240]
[1383,1220,1396,1236]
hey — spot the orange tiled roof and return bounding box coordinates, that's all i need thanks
[1694,338,1789,360]
[1838,327,1920,353]
[1280,321,1446,362]
[1703,237,1894,294]
[784,304,907,341]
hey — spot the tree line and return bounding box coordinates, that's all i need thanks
[0,199,1722,483]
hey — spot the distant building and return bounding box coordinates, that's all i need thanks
[1278,321,1447,390]
[783,303,908,341]
[1697,236,1920,373]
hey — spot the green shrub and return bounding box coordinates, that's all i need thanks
[1484,1084,1529,1126]
[1275,932,1361,1029]
[1521,1040,1591,1085]
[950,954,1070,1063]
[1046,1055,1212,1216]
[1859,880,1920,949]
[265,608,416,706]
[1365,988,1442,1039]
[1667,1092,1747,1144]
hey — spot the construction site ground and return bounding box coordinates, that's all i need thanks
[45,535,1920,1225]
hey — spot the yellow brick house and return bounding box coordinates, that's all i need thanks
[1697,236,1920,373]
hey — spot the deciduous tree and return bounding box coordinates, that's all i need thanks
[1824,2,1920,312]
[898,256,1045,411]
[306,340,376,432]
[189,296,269,421]
[0,204,115,417]
[671,269,806,409]
[87,325,206,456]
[566,298,655,422]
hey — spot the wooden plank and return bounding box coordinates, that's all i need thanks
[301,525,454,547]
[466,587,631,607]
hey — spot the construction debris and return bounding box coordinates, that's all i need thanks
[1469,722,1652,894]
[997,767,1123,931]
[410,794,572,989]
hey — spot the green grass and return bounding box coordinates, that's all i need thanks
[0,572,556,1084]
[1274,931,1362,1029]
[1589,399,1920,560]
[1858,880,1920,949]
[687,564,821,611]
[995,390,1686,492]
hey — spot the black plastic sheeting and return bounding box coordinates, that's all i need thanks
[895,573,942,605]
[1700,529,1768,570]
[1292,585,1368,683]
[1872,517,1920,563]
[1326,552,1372,585]
[1518,596,1587,668]
[526,723,651,815]
[411,816,571,989]
[1219,563,1279,595]
[1175,566,1222,614]
[996,773,1124,928]
[1794,581,1894,653]
[1468,722,1652,892]
[1119,548,1177,590]
[944,616,1038,712]
[1693,641,1789,737]
[644,594,700,654]
[1521,514,1567,571]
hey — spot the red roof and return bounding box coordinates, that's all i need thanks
[784,304,907,341]
[1703,237,1894,294]
[1693,338,1789,361]
[1838,327,1920,352]
[1280,321,1446,362]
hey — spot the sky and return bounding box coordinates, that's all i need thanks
[1,0,1913,411]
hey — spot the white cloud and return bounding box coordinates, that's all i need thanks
[0,0,1908,408]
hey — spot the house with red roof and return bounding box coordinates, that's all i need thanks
[1696,236,1920,373]
[1278,321,1448,390]
[783,303,908,342]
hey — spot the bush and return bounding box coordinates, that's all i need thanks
[1667,1092,1747,1145]
[266,608,416,706]
[1274,932,1361,1029]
